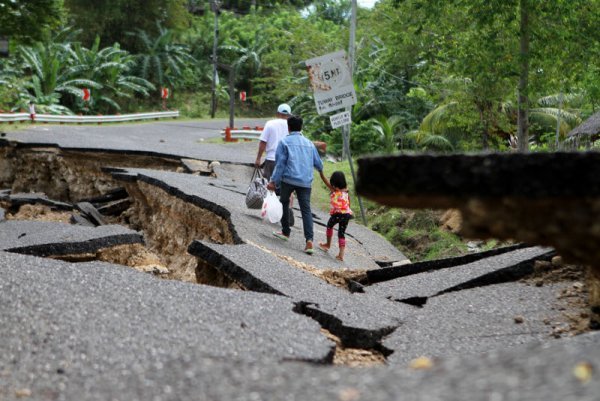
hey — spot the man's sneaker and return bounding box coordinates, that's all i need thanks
[272,231,289,241]
[304,241,314,255]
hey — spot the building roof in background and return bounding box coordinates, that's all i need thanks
[568,110,600,139]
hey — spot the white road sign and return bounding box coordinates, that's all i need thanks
[329,111,351,129]
[305,50,357,115]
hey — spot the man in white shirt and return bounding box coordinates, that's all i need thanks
[255,103,291,180]
[255,103,294,225]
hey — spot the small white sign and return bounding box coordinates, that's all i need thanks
[305,50,357,115]
[329,111,351,129]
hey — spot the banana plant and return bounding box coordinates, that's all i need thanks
[18,41,99,113]
[68,37,154,113]
[14,75,72,114]
[127,23,196,89]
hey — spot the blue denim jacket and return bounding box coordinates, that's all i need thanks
[270,131,323,188]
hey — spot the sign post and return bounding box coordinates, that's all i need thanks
[305,31,367,225]
[329,111,351,130]
[161,87,170,110]
[82,88,91,102]
[341,0,367,225]
[28,102,36,122]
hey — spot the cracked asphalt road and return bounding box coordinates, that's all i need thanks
[1,121,598,400]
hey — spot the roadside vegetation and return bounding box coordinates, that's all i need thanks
[2,0,599,261]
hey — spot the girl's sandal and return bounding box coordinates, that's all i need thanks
[318,243,330,252]
[335,255,344,262]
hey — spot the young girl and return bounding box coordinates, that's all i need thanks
[318,171,353,261]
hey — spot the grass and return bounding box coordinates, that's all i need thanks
[0,122,31,133]
[312,160,507,262]
[371,208,469,262]
[311,159,379,216]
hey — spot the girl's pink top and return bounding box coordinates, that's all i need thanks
[329,190,353,215]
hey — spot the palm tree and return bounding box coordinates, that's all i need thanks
[530,93,583,143]
[220,31,267,100]
[372,115,403,153]
[407,102,459,152]
[414,92,583,151]
[405,129,454,152]
[501,94,583,147]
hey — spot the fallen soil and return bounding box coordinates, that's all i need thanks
[321,329,386,367]
[118,180,236,283]
[3,203,72,223]
[522,258,592,336]
[0,147,181,201]
[247,240,367,290]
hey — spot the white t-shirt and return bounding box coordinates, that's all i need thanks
[259,118,289,161]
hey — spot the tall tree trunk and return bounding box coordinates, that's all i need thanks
[228,67,235,129]
[555,90,564,150]
[210,0,219,119]
[246,65,254,111]
[517,0,530,152]
[478,102,489,150]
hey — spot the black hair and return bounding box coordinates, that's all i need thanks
[330,171,347,189]
[287,115,303,132]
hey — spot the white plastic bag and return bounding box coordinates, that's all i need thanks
[261,191,283,223]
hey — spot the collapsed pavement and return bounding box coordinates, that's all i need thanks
[0,123,598,399]
[357,152,600,329]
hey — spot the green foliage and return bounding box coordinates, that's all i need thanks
[16,38,97,112]
[348,119,383,155]
[583,66,600,112]
[369,207,468,262]
[371,114,405,153]
[64,0,189,50]
[355,0,600,152]
[0,59,23,111]
[215,5,344,110]
[319,119,383,157]
[217,0,313,14]
[305,0,352,24]
[5,0,600,150]
[67,37,155,113]
[0,0,65,41]
[9,28,154,114]
[127,24,196,90]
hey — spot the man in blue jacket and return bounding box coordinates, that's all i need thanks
[267,115,323,255]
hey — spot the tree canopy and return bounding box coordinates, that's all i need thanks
[2,0,599,153]
[0,0,65,41]
[64,0,189,49]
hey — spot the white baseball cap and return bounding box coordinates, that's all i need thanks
[277,103,291,115]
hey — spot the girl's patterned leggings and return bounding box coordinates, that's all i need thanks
[325,213,352,246]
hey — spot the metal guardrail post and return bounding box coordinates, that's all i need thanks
[220,127,263,142]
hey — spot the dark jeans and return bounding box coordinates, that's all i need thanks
[262,160,276,181]
[279,181,313,242]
